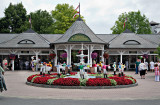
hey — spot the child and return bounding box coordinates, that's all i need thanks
[154,64,159,82]
[112,62,116,75]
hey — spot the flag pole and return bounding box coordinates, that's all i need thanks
[30,14,32,29]
[79,2,80,18]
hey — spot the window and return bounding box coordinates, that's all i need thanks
[123,40,140,45]
[21,51,29,54]
[18,39,35,44]
[150,51,154,54]
[129,51,137,54]
[41,51,49,54]
[68,33,91,42]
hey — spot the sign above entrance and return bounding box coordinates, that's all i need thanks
[68,34,91,42]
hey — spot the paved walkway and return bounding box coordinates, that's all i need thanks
[1,70,160,100]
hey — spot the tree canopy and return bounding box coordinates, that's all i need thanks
[1,2,28,33]
[51,3,84,34]
[111,10,152,34]
[155,45,160,59]
[30,10,54,34]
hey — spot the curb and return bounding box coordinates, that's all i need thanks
[26,82,138,89]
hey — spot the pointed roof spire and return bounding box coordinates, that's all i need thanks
[23,28,36,33]
[79,2,80,18]
[123,29,134,33]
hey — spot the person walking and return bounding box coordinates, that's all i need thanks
[0,65,7,92]
[135,59,140,74]
[144,61,148,74]
[25,61,29,70]
[139,61,146,79]
[150,61,155,72]
[31,60,35,72]
[154,64,159,82]
[2,58,8,71]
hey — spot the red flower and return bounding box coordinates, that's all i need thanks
[33,77,55,84]
[53,78,80,86]
[86,78,111,86]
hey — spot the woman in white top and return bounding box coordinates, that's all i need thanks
[150,61,154,72]
[139,61,146,79]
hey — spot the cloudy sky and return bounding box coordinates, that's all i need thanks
[0,0,160,34]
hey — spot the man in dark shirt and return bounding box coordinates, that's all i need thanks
[135,59,140,74]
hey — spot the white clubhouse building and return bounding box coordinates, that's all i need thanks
[0,17,159,70]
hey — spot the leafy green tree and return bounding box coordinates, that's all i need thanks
[111,10,152,34]
[155,45,160,60]
[51,3,84,34]
[3,2,28,33]
[0,17,10,33]
[30,10,54,34]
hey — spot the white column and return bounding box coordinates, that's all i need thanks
[68,45,71,65]
[12,60,14,71]
[54,47,57,66]
[120,54,122,63]
[101,50,104,63]
[66,45,69,65]
[9,50,17,71]
[89,45,93,66]
[118,51,125,63]
[87,45,89,64]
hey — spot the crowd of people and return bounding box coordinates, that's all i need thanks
[135,59,160,81]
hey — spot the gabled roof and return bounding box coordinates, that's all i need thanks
[109,31,158,49]
[0,34,17,43]
[53,17,106,44]
[40,34,63,43]
[139,34,160,45]
[0,29,50,49]
[96,34,118,43]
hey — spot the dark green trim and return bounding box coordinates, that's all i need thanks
[68,33,91,42]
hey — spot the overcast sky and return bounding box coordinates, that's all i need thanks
[0,0,160,34]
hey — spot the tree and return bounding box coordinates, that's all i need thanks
[51,3,84,34]
[155,45,160,61]
[30,10,54,34]
[111,10,152,34]
[3,2,28,33]
[0,17,10,33]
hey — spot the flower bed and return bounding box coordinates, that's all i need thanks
[27,73,137,87]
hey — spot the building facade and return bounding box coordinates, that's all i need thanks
[0,17,160,70]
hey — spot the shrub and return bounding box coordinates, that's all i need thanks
[47,78,58,85]
[79,78,88,86]
[109,79,117,86]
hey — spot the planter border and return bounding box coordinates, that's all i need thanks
[26,81,138,89]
